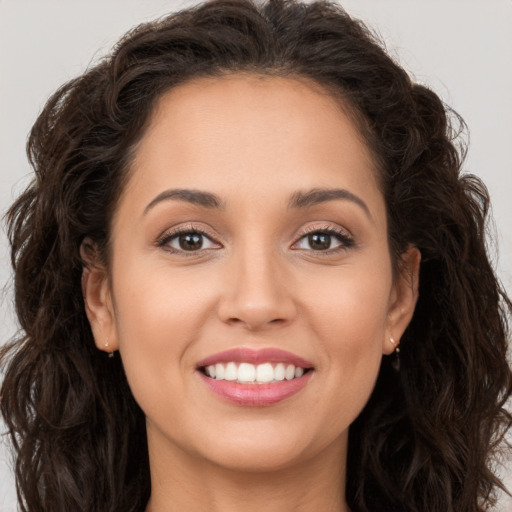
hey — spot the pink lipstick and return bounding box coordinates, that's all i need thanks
[196,348,314,406]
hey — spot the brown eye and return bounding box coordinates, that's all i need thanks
[178,233,203,251]
[293,228,354,252]
[308,233,331,250]
[161,230,220,253]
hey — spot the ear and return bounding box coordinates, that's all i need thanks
[383,245,421,355]
[80,238,118,354]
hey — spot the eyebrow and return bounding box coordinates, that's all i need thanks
[143,186,371,219]
[143,189,224,215]
[288,188,371,219]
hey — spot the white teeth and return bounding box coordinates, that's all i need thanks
[203,362,308,384]
[224,362,238,381]
[215,363,225,380]
[256,363,274,383]
[274,363,285,381]
[238,362,256,383]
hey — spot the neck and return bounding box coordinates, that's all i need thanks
[144,430,349,512]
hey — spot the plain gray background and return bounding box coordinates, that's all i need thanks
[1,1,511,510]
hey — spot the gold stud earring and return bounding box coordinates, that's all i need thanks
[104,338,114,358]
[390,336,400,371]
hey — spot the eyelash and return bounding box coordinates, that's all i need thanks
[157,225,355,255]
[292,226,355,254]
[157,225,219,256]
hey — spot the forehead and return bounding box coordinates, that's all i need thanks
[121,73,382,216]
[142,73,372,164]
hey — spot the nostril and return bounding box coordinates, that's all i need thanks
[217,293,297,330]
[225,317,243,325]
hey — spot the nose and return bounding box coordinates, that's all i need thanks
[217,243,297,331]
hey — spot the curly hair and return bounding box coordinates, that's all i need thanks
[1,0,511,511]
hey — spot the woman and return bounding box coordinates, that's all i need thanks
[1,0,511,510]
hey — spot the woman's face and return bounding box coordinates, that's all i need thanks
[84,74,419,474]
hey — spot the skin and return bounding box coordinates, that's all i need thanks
[82,73,420,512]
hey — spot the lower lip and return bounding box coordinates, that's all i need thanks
[198,371,313,406]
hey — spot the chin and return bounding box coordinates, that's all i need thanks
[193,420,344,474]
[206,444,310,473]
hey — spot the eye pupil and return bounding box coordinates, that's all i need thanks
[308,233,331,250]
[179,233,202,251]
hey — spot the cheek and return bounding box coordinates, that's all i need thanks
[112,256,215,341]
[303,262,391,410]
[305,258,392,345]
[110,261,214,412]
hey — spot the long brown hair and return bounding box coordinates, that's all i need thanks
[2,0,511,511]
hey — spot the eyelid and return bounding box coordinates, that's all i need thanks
[156,223,223,254]
[291,224,355,252]
[155,222,354,255]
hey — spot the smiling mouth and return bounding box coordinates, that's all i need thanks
[196,348,315,405]
[199,362,313,385]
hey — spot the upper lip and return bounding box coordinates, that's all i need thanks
[196,347,314,369]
